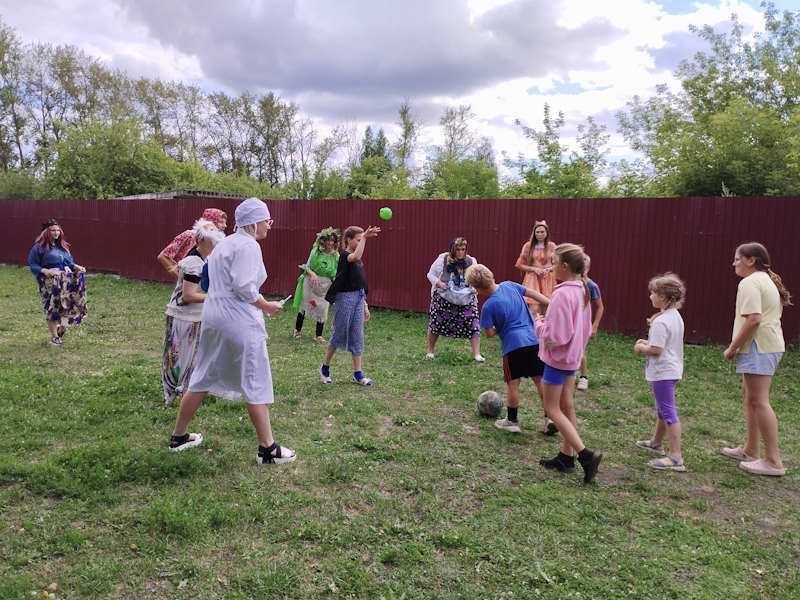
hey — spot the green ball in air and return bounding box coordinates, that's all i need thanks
[379,207,393,221]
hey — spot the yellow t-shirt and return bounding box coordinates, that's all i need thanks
[733,271,785,353]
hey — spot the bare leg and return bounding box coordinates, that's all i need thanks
[741,378,760,457]
[558,378,579,455]
[324,344,336,366]
[743,374,783,468]
[666,421,682,459]
[352,354,362,372]
[652,419,667,447]
[506,378,520,409]
[173,390,205,436]
[47,320,58,338]
[246,403,275,447]
[579,354,588,377]
[426,331,439,354]
[470,336,481,357]
[542,380,585,454]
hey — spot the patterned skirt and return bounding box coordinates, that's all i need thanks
[162,315,202,406]
[38,271,87,326]
[428,293,480,339]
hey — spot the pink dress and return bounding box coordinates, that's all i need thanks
[517,241,556,310]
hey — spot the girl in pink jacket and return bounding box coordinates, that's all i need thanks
[534,243,602,483]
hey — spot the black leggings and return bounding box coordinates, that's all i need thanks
[295,311,324,337]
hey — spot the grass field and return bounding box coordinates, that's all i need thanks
[0,264,798,599]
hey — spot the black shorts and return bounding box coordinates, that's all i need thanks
[503,345,545,383]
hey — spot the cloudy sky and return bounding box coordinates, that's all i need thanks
[2,0,799,173]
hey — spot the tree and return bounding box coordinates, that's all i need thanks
[0,21,27,169]
[504,104,608,198]
[393,99,419,170]
[44,119,175,199]
[617,2,800,196]
[422,157,499,199]
[438,105,477,161]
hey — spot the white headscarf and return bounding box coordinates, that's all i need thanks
[235,197,271,230]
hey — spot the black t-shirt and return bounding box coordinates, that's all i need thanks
[335,250,368,294]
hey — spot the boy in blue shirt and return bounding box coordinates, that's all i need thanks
[466,263,552,434]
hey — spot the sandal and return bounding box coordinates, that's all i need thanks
[292,330,302,339]
[169,432,203,452]
[353,375,373,386]
[56,324,66,339]
[720,447,756,462]
[635,440,666,455]
[314,336,327,344]
[257,442,297,465]
[50,336,63,347]
[649,456,687,472]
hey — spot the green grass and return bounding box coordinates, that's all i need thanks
[0,264,798,599]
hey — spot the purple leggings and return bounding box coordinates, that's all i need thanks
[651,380,679,425]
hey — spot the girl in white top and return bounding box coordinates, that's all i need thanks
[168,197,296,465]
[634,273,687,472]
[721,242,790,477]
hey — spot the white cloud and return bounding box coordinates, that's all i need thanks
[0,0,784,175]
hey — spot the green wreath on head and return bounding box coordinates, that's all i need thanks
[315,227,341,250]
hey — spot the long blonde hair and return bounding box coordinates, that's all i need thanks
[554,243,590,306]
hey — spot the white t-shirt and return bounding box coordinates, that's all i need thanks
[165,250,205,322]
[645,308,684,382]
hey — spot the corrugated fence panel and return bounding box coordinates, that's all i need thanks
[2,196,798,344]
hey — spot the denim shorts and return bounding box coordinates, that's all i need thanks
[736,341,783,376]
[542,364,576,385]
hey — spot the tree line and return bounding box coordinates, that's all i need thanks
[1,2,799,200]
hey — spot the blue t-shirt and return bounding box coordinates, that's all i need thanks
[588,278,601,301]
[480,282,539,355]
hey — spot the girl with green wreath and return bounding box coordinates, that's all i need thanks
[293,227,340,342]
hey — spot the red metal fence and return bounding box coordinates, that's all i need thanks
[2,195,798,344]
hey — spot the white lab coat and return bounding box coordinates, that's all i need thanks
[187,230,273,404]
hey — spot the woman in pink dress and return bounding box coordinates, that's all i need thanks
[515,220,556,315]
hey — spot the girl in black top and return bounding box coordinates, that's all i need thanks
[320,225,380,385]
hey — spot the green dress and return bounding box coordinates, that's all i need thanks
[292,246,340,321]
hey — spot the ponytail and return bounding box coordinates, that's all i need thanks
[767,269,793,307]
[736,242,792,307]
[580,273,591,307]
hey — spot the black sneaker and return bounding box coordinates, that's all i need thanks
[539,452,575,473]
[578,450,603,484]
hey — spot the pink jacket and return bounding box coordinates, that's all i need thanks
[534,280,592,371]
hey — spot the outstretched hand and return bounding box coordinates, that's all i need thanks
[364,226,381,238]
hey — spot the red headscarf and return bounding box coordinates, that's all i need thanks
[202,208,227,231]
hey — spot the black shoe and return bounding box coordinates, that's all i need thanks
[546,421,559,436]
[578,450,603,484]
[539,452,575,473]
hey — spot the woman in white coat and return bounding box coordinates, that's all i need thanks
[168,197,296,465]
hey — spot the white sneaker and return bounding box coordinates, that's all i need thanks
[576,376,589,391]
[425,352,435,359]
[494,418,522,433]
[473,354,486,363]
